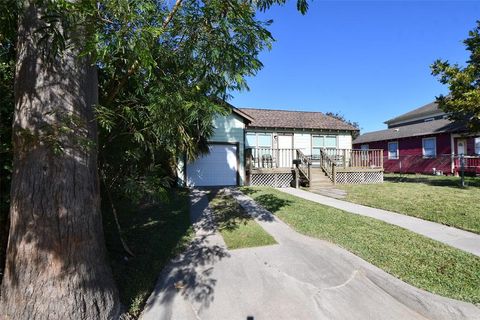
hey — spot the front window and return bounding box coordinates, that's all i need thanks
[388,141,398,159]
[257,133,272,148]
[423,137,436,158]
[360,144,369,150]
[325,136,337,148]
[246,133,256,148]
[475,137,480,155]
[312,136,324,159]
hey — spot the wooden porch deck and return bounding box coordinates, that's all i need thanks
[246,147,384,187]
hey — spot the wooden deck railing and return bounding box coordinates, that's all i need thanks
[246,147,384,185]
[318,148,383,169]
[247,147,296,169]
[247,147,384,170]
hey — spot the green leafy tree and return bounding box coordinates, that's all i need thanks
[0,0,308,319]
[325,112,360,138]
[431,20,480,132]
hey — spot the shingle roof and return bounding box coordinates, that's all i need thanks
[384,102,441,124]
[353,118,466,144]
[239,108,358,131]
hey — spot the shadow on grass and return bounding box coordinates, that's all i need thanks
[384,174,480,188]
[252,194,292,214]
[239,187,259,196]
[103,189,196,317]
[203,189,255,232]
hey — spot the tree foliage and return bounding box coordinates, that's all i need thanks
[0,0,309,298]
[325,112,360,138]
[431,20,480,132]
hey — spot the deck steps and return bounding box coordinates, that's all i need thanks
[303,167,347,199]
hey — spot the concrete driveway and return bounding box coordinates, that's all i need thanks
[140,189,480,320]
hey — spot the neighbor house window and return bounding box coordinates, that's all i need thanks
[388,141,398,159]
[475,137,480,155]
[360,144,369,150]
[423,137,436,158]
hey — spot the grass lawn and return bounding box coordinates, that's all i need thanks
[241,186,480,305]
[338,174,480,234]
[103,189,194,318]
[208,189,276,250]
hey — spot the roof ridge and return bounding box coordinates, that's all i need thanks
[239,107,326,115]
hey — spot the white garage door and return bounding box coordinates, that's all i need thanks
[186,144,238,187]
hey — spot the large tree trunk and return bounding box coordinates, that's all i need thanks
[0,2,120,319]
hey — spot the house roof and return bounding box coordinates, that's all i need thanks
[231,107,254,123]
[215,99,254,123]
[384,102,441,125]
[353,118,466,144]
[239,108,358,131]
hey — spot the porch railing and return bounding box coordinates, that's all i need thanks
[318,148,383,169]
[454,155,480,172]
[247,147,296,169]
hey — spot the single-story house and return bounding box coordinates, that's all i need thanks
[178,106,358,187]
[353,102,480,175]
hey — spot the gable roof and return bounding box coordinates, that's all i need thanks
[239,108,358,131]
[384,102,442,125]
[216,100,254,123]
[353,118,466,144]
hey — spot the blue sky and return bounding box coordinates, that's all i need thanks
[230,1,480,133]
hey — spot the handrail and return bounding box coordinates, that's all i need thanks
[320,148,337,183]
[296,149,311,181]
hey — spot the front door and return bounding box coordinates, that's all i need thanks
[277,134,293,167]
[457,139,467,155]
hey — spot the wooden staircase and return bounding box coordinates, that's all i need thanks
[308,168,334,188]
[306,167,347,199]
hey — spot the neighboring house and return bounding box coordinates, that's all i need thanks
[178,106,358,187]
[353,102,480,175]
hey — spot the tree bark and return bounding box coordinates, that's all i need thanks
[0,2,120,319]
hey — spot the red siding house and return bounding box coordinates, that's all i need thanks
[353,102,480,175]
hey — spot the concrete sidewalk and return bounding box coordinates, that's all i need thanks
[279,187,480,257]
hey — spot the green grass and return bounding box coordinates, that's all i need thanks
[241,186,480,304]
[338,174,480,234]
[103,189,194,318]
[209,190,276,250]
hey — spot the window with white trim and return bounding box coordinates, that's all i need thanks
[388,141,398,159]
[475,137,480,155]
[312,135,337,157]
[422,137,436,158]
[312,136,324,157]
[257,133,272,148]
[246,133,256,148]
